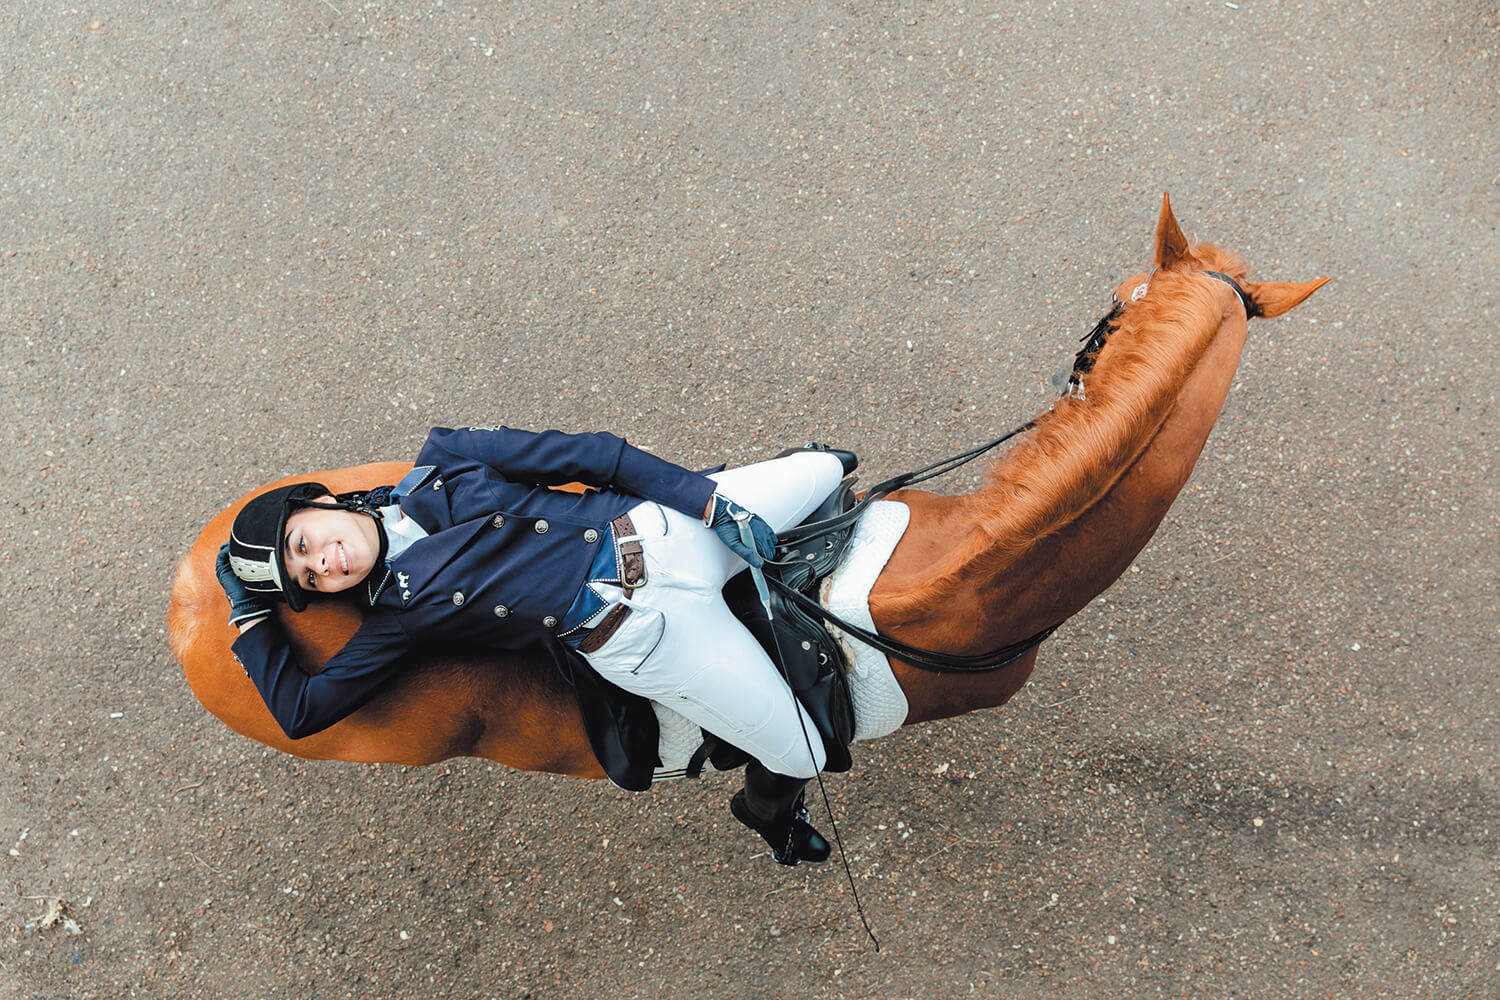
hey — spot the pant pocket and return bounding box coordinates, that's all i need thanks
[581,603,666,680]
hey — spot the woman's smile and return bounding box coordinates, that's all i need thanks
[283,497,381,595]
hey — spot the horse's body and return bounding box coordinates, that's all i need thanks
[170,197,1327,776]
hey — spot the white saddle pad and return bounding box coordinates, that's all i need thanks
[651,501,911,781]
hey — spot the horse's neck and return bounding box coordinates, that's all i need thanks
[871,277,1249,654]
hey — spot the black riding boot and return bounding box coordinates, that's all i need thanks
[730,762,831,867]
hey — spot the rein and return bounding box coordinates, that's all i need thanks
[768,578,1061,674]
[765,345,1094,674]
[772,268,1253,674]
[768,418,1061,673]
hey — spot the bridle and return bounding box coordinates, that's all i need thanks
[1200,269,1258,317]
[767,268,1255,674]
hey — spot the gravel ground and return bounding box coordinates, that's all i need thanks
[3,2,1497,998]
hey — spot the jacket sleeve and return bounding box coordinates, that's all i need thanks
[422,425,717,519]
[230,613,413,740]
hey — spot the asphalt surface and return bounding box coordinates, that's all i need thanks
[3,2,1497,998]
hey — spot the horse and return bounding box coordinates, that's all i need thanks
[169,195,1328,779]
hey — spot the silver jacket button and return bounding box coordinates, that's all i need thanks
[542,615,558,628]
[451,591,465,607]
[534,519,550,534]
[491,513,505,529]
[493,605,509,618]
[583,528,599,543]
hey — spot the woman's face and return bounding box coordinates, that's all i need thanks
[282,496,381,596]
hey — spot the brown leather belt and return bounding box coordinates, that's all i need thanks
[576,513,647,654]
[611,512,647,590]
[577,603,628,653]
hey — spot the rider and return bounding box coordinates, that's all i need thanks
[215,425,849,866]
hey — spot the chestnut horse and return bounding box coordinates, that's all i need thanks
[169,196,1327,778]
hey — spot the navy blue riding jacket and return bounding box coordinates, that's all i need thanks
[232,426,718,740]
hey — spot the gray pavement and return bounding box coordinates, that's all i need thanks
[2,2,1497,997]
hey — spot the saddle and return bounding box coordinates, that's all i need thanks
[715,474,862,774]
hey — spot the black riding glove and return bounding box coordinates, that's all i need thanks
[706,493,777,568]
[215,543,272,627]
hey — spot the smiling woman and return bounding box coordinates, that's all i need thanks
[223,483,391,613]
[282,497,383,595]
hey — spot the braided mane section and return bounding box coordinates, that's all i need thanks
[880,245,1249,624]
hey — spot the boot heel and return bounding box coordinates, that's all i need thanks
[731,789,831,867]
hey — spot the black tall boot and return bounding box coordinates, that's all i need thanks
[730,762,831,867]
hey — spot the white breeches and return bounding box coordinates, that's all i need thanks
[578,451,845,779]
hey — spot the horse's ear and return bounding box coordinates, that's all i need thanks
[1244,276,1331,318]
[1154,193,1191,270]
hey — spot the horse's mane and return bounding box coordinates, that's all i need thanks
[881,244,1249,623]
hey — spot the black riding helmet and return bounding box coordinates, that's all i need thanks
[227,482,387,612]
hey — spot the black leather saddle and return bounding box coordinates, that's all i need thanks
[703,459,863,776]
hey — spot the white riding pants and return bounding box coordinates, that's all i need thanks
[578,451,845,779]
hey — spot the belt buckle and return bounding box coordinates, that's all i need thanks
[620,557,648,590]
[615,528,648,591]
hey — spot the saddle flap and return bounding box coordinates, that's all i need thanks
[718,478,862,774]
[773,480,859,591]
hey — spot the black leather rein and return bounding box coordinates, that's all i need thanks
[767,405,1067,675]
[768,576,1061,674]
